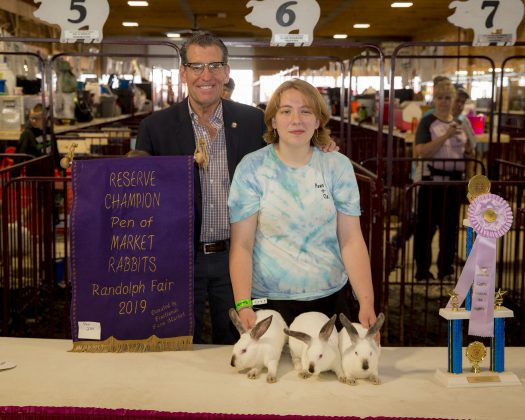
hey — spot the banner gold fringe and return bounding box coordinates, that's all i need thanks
[70,335,193,353]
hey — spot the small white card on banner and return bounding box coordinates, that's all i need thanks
[78,321,101,340]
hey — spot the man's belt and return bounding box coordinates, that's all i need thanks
[198,240,229,254]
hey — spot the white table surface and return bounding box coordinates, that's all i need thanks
[0,337,523,419]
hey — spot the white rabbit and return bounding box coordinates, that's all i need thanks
[284,312,345,383]
[338,312,385,385]
[229,308,288,383]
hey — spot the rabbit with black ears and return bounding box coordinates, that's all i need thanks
[284,312,346,383]
[339,312,385,385]
[229,308,288,383]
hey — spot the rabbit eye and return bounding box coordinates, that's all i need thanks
[370,351,373,356]
[355,351,358,356]
[241,349,247,354]
[318,354,323,359]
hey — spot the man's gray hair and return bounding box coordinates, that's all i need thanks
[180,31,229,64]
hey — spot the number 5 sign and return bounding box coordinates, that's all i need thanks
[33,0,110,43]
[448,0,524,46]
[245,0,321,46]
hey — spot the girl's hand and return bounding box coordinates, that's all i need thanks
[237,307,257,331]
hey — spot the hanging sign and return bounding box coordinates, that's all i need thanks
[448,0,524,46]
[245,0,320,46]
[33,0,110,43]
[70,156,194,352]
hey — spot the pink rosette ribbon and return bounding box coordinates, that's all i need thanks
[446,194,513,337]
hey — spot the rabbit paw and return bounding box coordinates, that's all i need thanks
[299,370,312,379]
[337,375,347,384]
[266,374,277,383]
[369,375,381,385]
[345,376,357,385]
[247,368,259,379]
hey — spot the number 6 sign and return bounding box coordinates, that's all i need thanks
[448,0,524,46]
[33,0,110,43]
[245,0,321,46]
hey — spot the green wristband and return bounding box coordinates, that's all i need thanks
[235,299,252,311]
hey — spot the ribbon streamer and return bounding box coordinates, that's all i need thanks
[447,236,496,336]
[446,193,512,337]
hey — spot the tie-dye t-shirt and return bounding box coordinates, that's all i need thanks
[228,145,361,301]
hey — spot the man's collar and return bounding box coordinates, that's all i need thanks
[188,99,223,124]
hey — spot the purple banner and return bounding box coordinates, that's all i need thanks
[70,156,194,351]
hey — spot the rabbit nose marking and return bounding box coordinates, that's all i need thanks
[231,355,236,367]
[362,360,369,371]
[308,362,315,373]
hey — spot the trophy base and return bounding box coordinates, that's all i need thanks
[434,369,521,388]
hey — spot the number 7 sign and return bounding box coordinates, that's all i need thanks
[448,0,524,46]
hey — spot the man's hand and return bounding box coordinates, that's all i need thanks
[320,138,340,153]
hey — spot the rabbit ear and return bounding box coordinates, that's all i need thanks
[250,315,273,340]
[319,314,337,341]
[366,313,385,338]
[339,313,360,341]
[284,328,312,346]
[229,308,246,335]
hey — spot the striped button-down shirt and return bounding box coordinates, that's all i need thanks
[189,102,230,242]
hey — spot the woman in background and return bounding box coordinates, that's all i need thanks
[413,80,473,282]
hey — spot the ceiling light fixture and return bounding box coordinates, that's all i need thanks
[333,34,348,39]
[128,1,149,5]
[122,22,139,27]
[391,2,413,7]
[353,23,370,29]
[166,33,181,38]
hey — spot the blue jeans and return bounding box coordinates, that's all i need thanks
[193,249,238,344]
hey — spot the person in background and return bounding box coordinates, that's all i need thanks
[136,31,265,344]
[387,76,452,272]
[222,78,235,100]
[413,80,474,282]
[421,75,451,118]
[16,104,48,156]
[228,79,377,332]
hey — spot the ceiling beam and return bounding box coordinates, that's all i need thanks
[316,0,354,31]
[0,0,40,23]
[176,0,195,26]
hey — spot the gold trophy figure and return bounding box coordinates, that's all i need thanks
[448,290,460,311]
[494,288,508,310]
[466,341,486,374]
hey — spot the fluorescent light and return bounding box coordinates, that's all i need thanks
[166,33,181,38]
[391,2,413,7]
[128,1,149,5]
[353,23,370,29]
[333,34,348,39]
[122,22,139,27]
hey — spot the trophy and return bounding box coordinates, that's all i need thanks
[435,175,520,387]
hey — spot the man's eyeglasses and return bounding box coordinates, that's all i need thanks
[183,62,226,75]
